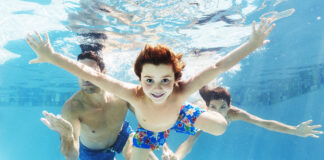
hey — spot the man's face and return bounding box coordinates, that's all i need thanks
[140,63,175,104]
[78,59,101,94]
[208,99,229,117]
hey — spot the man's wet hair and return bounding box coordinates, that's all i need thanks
[79,32,107,53]
[199,86,231,107]
[77,51,105,72]
[80,43,105,53]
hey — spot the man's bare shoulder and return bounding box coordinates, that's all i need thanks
[105,92,135,114]
[62,91,84,117]
[109,94,131,108]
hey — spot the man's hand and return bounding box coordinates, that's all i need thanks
[26,32,55,64]
[41,110,74,139]
[295,120,323,138]
[249,19,275,48]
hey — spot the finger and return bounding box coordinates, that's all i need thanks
[302,120,313,125]
[309,134,319,138]
[45,32,50,44]
[42,110,52,117]
[263,20,271,32]
[29,59,41,64]
[46,115,57,124]
[26,38,36,49]
[252,21,256,34]
[162,145,168,154]
[44,112,58,122]
[42,110,48,115]
[34,31,43,42]
[41,118,53,129]
[263,40,270,45]
[310,124,322,129]
[47,112,56,118]
[312,130,323,134]
[27,33,38,43]
[258,19,265,31]
[265,24,276,36]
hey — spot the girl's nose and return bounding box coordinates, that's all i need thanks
[154,83,162,90]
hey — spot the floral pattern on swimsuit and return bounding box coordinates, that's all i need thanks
[133,104,205,150]
[133,126,170,150]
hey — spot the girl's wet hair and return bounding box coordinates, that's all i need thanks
[134,44,185,81]
[199,86,231,107]
[77,51,105,72]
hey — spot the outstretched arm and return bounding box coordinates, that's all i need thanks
[41,110,80,160]
[183,20,275,96]
[26,32,136,103]
[161,131,202,160]
[233,108,323,138]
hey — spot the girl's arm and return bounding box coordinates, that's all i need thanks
[182,20,275,96]
[232,108,323,138]
[26,32,136,103]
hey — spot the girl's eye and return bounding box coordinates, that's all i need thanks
[146,79,153,83]
[162,79,169,83]
[221,105,226,109]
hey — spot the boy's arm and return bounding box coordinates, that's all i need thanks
[162,131,202,160]
[234,107,323,138]
[26,32,136,103]
[183,20,275,96]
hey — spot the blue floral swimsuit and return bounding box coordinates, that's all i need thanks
[133,104,206,150]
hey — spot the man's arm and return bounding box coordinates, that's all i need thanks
[233,107,323,138]
[26,32,137,103]
[60,102,81,159]
[182,20,275,96]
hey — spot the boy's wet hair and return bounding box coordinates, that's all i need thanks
[134,44,185,81]
[199,86,231,107]
[77,51,106,72]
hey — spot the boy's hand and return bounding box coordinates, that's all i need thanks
[26,32,55,64]
[249,20,276,48]
[41,110,74,139]
[295,120,323,138]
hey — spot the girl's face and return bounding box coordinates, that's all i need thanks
[140,63,175,104]
[208,99,229,116]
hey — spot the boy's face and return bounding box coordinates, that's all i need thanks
[78,59,101,94]
[208,99,229,116]
[140,63,175,104]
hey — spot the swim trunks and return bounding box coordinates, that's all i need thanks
[79,121,133,160]
[133,104,206,150]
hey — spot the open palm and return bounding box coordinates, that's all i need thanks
[26,32,54,64]
[41,110,73,137]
